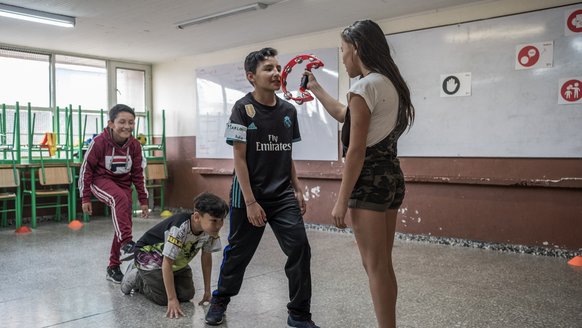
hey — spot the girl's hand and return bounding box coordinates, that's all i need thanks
[331,200,348,229]
[303,70,318,90]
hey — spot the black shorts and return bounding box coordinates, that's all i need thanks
[347,134,405,212]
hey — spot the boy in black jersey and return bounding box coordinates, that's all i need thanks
[121,192,228,319]
[205,48,319,328]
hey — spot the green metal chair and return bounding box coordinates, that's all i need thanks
[76,106,109,222]
[21,103,75,228]
[145,162,167,211]
[133,110,168,215]
[0,165,21,228]
[0,103,22,228]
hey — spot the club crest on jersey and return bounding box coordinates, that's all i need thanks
[245,104,256,118]
[283,116,292,128]
[105,155,132,174]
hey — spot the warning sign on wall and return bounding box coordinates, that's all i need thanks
[440,72,471,97]
[558,77,582,105]
[515,41,553,70]
[565,8,582,36]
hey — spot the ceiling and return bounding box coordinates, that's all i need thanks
[0,0,481,63]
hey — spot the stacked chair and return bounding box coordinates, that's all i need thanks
[0,102,167,229]
[21,103,75,228]
[76,106,108,222]
[0,103,22,228]
[132,110,167,216]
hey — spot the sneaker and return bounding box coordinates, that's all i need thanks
[106,266,123,284]
[205,297,229,326]
[287,315,320,328]
[121,262,140,295]
[120,240,136,261]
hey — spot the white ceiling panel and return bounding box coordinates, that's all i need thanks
[0,0,482,63]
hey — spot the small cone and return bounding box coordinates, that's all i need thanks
[160,210,173,218]
[68,220,84,231]
[567,256,582,267]
[15,226,32,234]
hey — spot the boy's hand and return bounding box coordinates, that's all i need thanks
[198,292,211,305]
[81,202,92,215]
[294,189,307,215]
[140,205,149,218]
[165,299,184,319]
[246,202,266,227]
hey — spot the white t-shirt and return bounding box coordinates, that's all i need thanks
[347,72,399,147]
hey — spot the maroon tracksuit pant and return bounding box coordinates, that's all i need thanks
[91,178,134,267]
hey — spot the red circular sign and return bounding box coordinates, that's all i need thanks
[517,45,540,67]
[566,9,582,33]
[560,79,582,102]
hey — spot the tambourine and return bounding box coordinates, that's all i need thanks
[281,54,324,105]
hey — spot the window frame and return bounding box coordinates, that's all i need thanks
[0,45,152,146]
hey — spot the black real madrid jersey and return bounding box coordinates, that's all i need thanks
[225,92,301,204]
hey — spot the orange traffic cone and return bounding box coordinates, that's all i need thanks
[68,220,84,231]
[567,256,582,267]
[15,226,32,234]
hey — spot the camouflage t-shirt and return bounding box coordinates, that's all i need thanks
[135,213,222,271]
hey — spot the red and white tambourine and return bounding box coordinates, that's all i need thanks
[281,54,324,105]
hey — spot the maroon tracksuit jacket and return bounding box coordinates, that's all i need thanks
[78,128,148,267]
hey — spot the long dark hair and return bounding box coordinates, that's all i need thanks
[342,20,414,134]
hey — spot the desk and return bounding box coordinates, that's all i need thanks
[19,160,80,228]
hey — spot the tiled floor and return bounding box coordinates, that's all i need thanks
[1,215,580,328]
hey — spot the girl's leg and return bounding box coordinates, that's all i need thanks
[351,208,398,328]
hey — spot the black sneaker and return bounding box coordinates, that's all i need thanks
[287,316,320,328]
[121,262,140,295]
[106,266,123,284]
[120,241,136,261]
[205,297,229,326]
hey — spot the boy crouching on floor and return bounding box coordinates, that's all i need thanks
[121,192,229,318]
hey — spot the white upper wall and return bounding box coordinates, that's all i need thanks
[152,0,580,137]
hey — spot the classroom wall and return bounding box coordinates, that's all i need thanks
[152,0,582,250]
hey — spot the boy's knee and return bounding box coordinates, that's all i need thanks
[141,280,168,305]
[146,292,168,306]
[177,288,195,302]
[114,192,130,203]
[292,231,310,249]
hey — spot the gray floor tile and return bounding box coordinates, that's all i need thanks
[0,215,580,328]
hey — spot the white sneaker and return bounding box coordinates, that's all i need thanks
[120,241,136,261]
[121,262,140,295]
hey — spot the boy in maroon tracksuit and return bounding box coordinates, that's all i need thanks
[79,104,149,283]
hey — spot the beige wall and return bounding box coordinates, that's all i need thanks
[151,0,582,250]
[151,0,580,136]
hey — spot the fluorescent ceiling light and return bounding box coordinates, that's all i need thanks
[176,2,268,29]
[0,3,75,28]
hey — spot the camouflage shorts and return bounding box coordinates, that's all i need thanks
[347,135,405,212]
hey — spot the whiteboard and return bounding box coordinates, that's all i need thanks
[195,47,339,160]
[390,4,582,158]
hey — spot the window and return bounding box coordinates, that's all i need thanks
[0,46,152,155]
[116,68,145,112]
[55,55,107,110]
[0,49,49,107]
[110,61,152,136]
